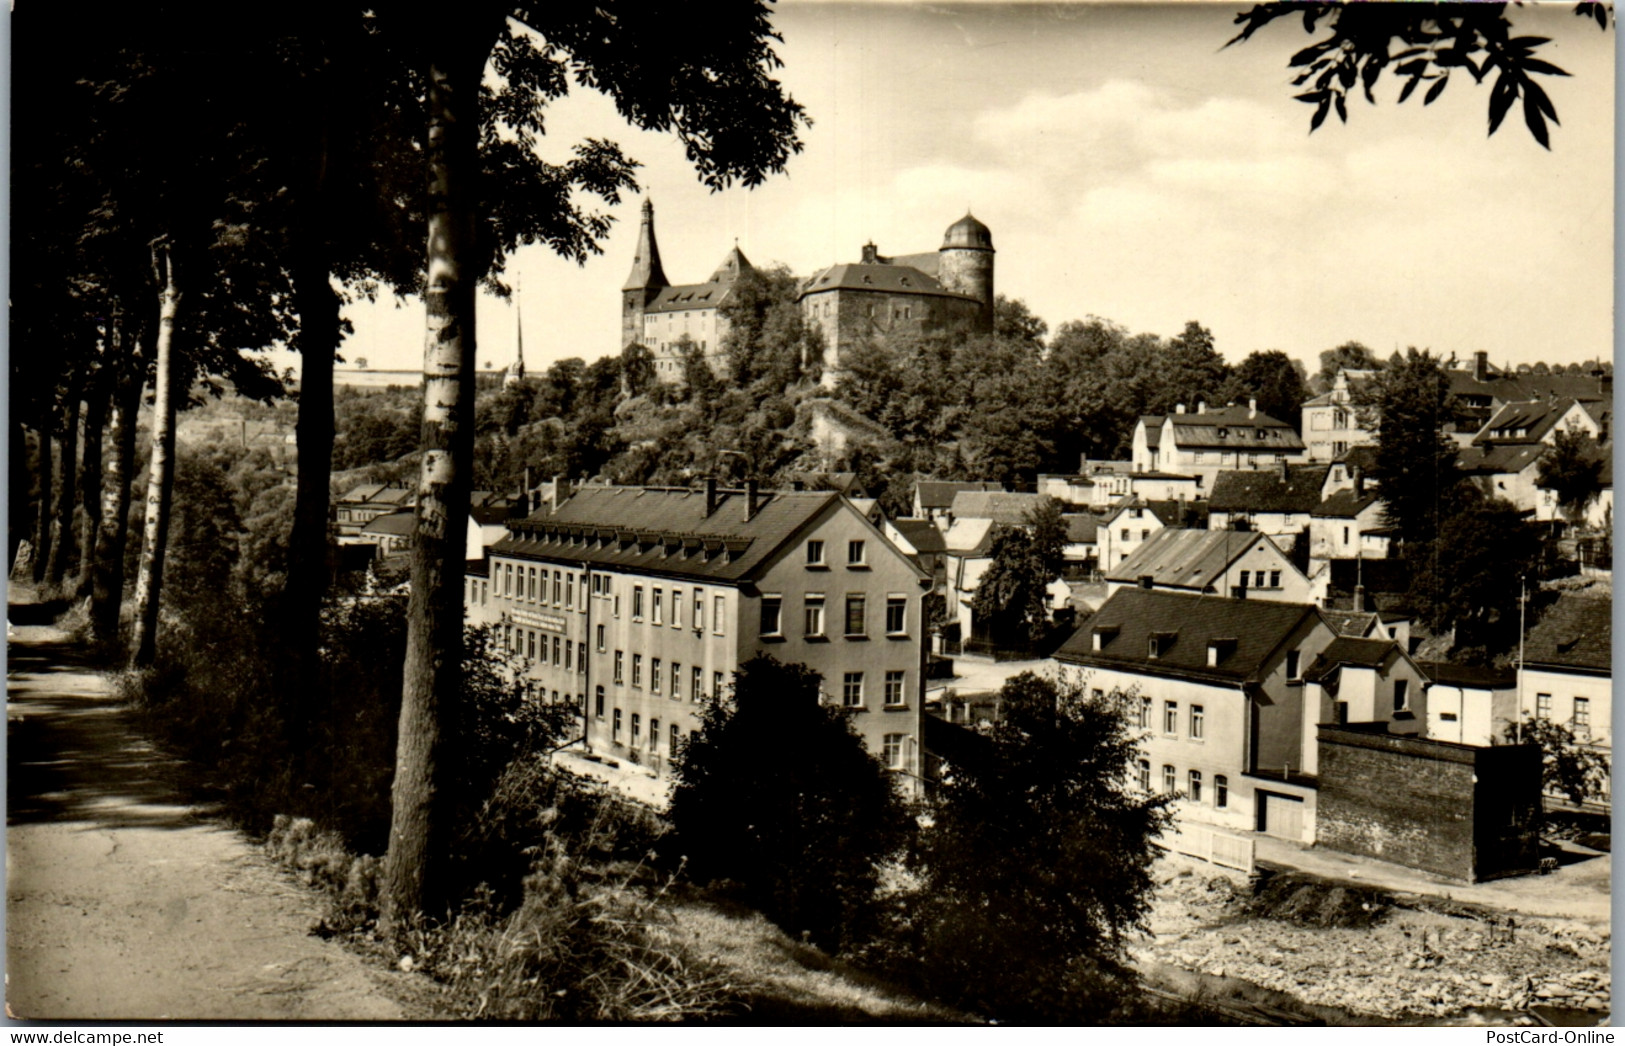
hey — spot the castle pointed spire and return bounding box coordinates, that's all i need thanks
[622,196,669,293]
[505,281,527,387]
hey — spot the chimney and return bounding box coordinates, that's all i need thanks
[550,474,569,511]
[1353,466,1365,497]
[1249,397,1258,419]
[1474,350,1489,383]
[1280,459,1290,483]
[1175,403,1186,415]
[745,479,760,521]
[861,241,879,264]
[1196,401,1206,414]
[705,476,718,517]
[1354,583,1367,611]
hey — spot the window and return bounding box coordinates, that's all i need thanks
[632,654,643,688]
[1190,705,1204,740]
[806,540,826,567]
[1286,650,1300,680]
[649,718,659,752]
[671,590,683,629]
[613,593,621,618]
[1215,775,1228,808]
[713,671,724,700]
[691,666,702,702]
[1573,697,1591,737]
[1092,688,1104,701]
[882,733,905,771]
[1120,528,1130,541]
[671,662,681,699]
[1163,701,1178,735]
[596,624,605,652]
[760,595,782,637]
[1343,526,1350,545]
[886,596,907,635]
[631,713,641,743]
[594,686,605,719]
[633,586,645,620]
[552,570,561,605]
[1255,571,1266,588]
[694,588,704,630]
[1162,764,1177,793]
[1189,770,1203,803]
[845,594,866,636]
[671,723,681,754]
[1137,759,1152,792]
[843,671,864,708]
[652,588,664,625]
[847,540,866,566]
[885,670,906,706]
[804,594,826,637]
[651,658,662,694]
[1536,693,1552,720]
[565,639,573,671]
[1393,678,1408,711]
[1270,570,1281,588]
[552,635,561,666]
[613,708,622,741]
[714,594,725,635]
[614,651,624,684]
[528,566,537,602]
[1139,697,1151,730]
[566,573,574,610]
[526,631,536,661]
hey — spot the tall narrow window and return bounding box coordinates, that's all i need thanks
[886,596,907,635]
[1393,678,1409,711]
[594,686,604,719]
[565,573,574,610]
[843,672,864,708]
[1573,697,1591,738]
[713,671,724,700]
[652,588,664,625]
[1188,770,1203,803]
[1286,650,1300,680]
[804,594,826,637]
[694,588,705,630]
[671,590,683,629]
[847,540,866,566]
[714,594,726,635]
[760,595,782,637]
[632,654,643,688]
[1215,775,1228,808]
[1536,693,1552,719]
[596,624,605,652]
[806,540,826,567]
[1162,765,1177,794]
[1137,759,1151,792]
[671,662,682,699]
[692,666,702,702]
[670,723,681,754]
[882,733,905,771]
[633,586,644,620]
[1190,705,1204,740]
[613,708,622,740]
[614,651,624,684]
[1163,701,1178,735]
[631,713,640,744]
[845,594,866,636]
[651,658,662,694]
[885,670,906,706]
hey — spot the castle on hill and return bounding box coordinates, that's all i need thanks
[620,199,996,387]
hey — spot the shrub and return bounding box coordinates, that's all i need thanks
[667,655,911,952]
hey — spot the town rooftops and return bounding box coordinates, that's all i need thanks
[362,510,416,538]
[1209,465,1331,514]
[644,279,739,315]
[1456,443,1546,476]
[1313,489,1382,519]
[1063,513,1099,545]
[337,483,413,506]
[948,489,1043,524]
[942,517,997,556]
[1105,528,1283,593]
[1475,398,1588,445]
[1522,593,1612,674]
[889,518,947,555]
[915,479,1003,511]
[1141,404,1305,452]
[1055,588,1319,684]
[491,486,925,585]
[799,262,976,301]
[1103,496,1199,528]
[1319,609,1380,638]
[1302,636,1397,684]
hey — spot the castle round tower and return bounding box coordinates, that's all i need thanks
[938,212,995,331]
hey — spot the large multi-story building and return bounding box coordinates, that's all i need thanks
[1131,402,1307,492]
[473,482,931,789]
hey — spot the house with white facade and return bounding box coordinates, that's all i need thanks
[1309,488,1386,562]
[1207,464,1331,552]
[1420,662,1517,746]
[1132,402,1307,492]
[1302,368,1379,462]
[1519,593,1611,783]
[1105,528,1310,603]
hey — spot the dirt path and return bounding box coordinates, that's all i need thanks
[6,620,404,1021]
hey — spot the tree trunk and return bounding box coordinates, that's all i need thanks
[91,340,142,646]
[44,391,81,588]
[380,27,496,935]
[282,253,339,765]
[75,372,109,598]
[131,243,182,668]
[29,403,53,583]
[10,414,30,571]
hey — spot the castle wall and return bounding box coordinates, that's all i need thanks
[805,290,983,384]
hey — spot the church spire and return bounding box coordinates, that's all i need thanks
[505,280,527,387]
[621,196,669,293]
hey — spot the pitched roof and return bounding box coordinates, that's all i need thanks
[1455,442,1546,476]
[1063,513,1099,544]
[1143,405,1306,452]
[942,517,997,556]
[362,510,416,537]
[490,487,920,584]
[1105,528,1280,591]
[337,482,388,504]
[1320,609,1379,637]
[1334,445,1380,473]
[949,490,1043,524]
[1475,398,1587,445]
[799,262,975,301]
[1054,588,1320,684]
[915,480,1002,510]
[1313,489,1382,519]
[1302,636,1397,683]
[1209,466,1331,514]
[1523,594,1611,673]
[644,279,739,315]
[890,518,946,554]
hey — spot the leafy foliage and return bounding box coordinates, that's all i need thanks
[969,496,1067,645]
[1504,714,1609,805]
[1227,2,1611,148]
[668,656,911,951]
[1222,349,1310,431]
[1354,347,1463,544]
[899,673,1174,1022]
[1535,426,1605,525]
[1406,493,1546,658]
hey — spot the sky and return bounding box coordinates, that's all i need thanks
[304,1,1616,379]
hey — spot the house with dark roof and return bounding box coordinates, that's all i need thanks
[1132,402,1307,491]
[1444,351,1612,433]
[800,214,995,385]
[1061,513,1100,576]
[1519,593,1611,758]
[1301,636,1429,743]
[1421,661,1517,746]
[1455,394,1596,514]
[361,509,415,559]
[1054,589,1342,842]
[882,516,949,584]
[479,482,931,790]
[1302,367,1379,462]
[1105,528,1309,603]
[1323,446,1379,498]
[1535,438,1613,529]
[1207,463,1331,551]
[1309,486,1386,562]
[947,489,1042,526]
[334,483,414,541]
[911,479,1003,526]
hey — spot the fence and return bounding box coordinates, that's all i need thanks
[1166,822,1255,874]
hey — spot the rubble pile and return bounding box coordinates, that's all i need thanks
[1136,867,1611,1021]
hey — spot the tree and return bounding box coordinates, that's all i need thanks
[1224,349,1310,430]
[668,656,910,951]
[1354,347,1461,545]
[906,672,1173,1022]
[970,496,1065,647]
[130,241,183,667]
[1316,340,1380,391]
[1535,426,1604,527]
[1227,2,1612,149]
[993,294,1048,347]
[1406,493,1543,656]
[379,4,807,933]
[1504,715,1608,806]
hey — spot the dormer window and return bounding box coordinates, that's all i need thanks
[1148,631,1176,659]
[1217,427,1229,439]
[1091,625,1119,652]
[1207,638,1237,667]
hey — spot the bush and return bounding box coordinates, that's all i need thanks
[667,655,911,953]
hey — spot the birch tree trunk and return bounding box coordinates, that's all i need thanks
[379,25,495,934]
[75,370,108,598]
[91,345,142,646]
[29,403,53,583]
[44,392,81,587]
[131,243,182,667]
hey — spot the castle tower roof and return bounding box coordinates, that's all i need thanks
[941,211,994,251]
[621,197,669,293]
[708,243,755,284]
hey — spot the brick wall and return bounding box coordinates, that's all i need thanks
[1316,726,1541,882]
